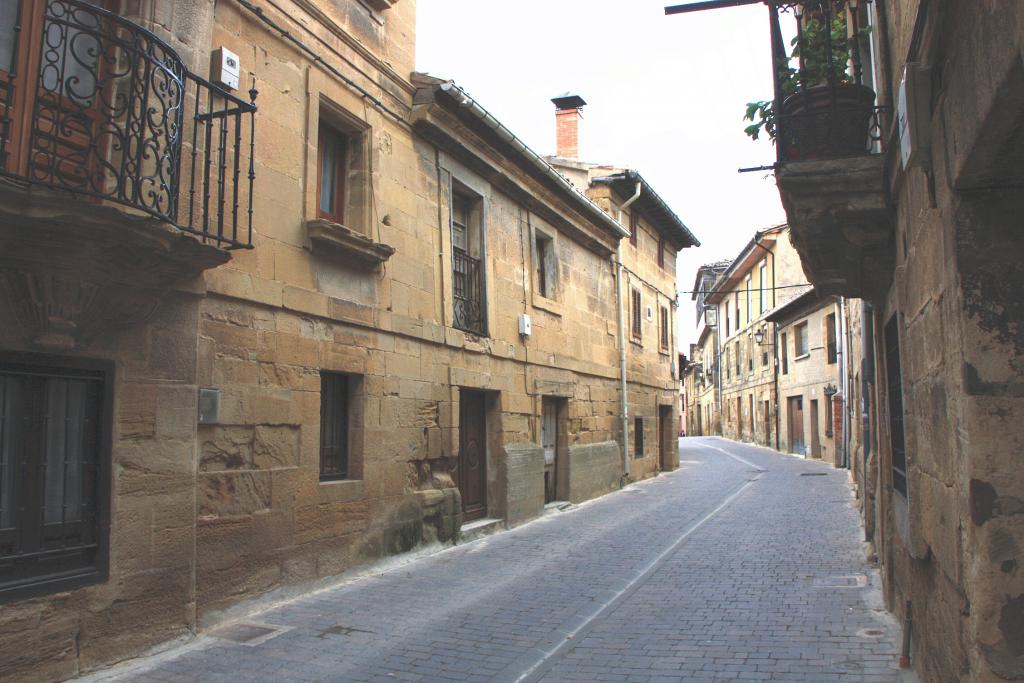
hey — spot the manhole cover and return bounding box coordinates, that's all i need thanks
[211,623,292,646]
[857,628,886,638]
[800,472,828,477]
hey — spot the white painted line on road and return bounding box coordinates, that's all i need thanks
[703,443,766,472]
[510,474,761,683]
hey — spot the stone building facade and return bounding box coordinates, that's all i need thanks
[705,225,805,449]
[767,1,1024,679]
[0,1,698,680]
[766,289,845,464]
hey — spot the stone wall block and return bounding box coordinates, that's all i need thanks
[198,471,272,517]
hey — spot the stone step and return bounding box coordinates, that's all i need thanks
[457,517,504,543]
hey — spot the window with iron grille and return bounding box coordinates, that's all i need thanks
[319,373,349,481]
[451,189,486,335]
[634,416,644,458]
[884,316,908,496]
[1,358,109,600]
[659,306,669,350]
[631,289,642,340]
[826,313,838,364]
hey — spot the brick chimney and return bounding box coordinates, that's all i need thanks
[551,93,586,159]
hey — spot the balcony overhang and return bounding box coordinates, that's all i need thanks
[777,154,894,301]
[0,179,229,351]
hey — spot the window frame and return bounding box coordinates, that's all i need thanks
[631,288,642,341]
[781,332,789,374]
[633,416,644,458]
[319,372,351,482]
[629,210,639,247]
[826,313,838,364]
[794,321,809,357]
[316,121,348,224]
[450,183,488,336]
[657,236,665,269]
[659,305,670,352]
[0,353,112,604]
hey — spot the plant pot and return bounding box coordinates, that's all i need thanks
[778,83,877,160]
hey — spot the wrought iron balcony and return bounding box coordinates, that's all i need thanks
[763,0,884,162]
[0,0,256,249]
[452,247,485,336]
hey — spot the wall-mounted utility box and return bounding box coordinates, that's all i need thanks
[211,47,240,91]
[518,313,532,337]
[198,388,221,424]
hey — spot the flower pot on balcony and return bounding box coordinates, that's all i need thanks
[779,83,877,161]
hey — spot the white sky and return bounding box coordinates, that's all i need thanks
[415,0,787,352]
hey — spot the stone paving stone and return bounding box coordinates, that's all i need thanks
[76,437,905,683]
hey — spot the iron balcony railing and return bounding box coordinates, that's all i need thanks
[452,247,485,336]
[766,0,884,162]
[0,0,256,249]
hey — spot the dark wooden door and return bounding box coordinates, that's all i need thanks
[658,405,672,470]
[458,390,487,522]
[788,396,805,454]
[809,399,821,458]
[541,397,558,503]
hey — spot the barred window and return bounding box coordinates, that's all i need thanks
[1,358,108,599]
[319,373,350,480]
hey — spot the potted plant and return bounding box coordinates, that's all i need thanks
[744,9,876,160]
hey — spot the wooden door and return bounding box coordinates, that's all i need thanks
[763,400,771,444]
[458,390,487,522]
[809,399,821,458]
[541,397,558,503]
[658,404,672,470]
[788,396,805,454]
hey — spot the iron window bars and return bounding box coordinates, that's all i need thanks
[452,247,485,336]
[0,0,257,249]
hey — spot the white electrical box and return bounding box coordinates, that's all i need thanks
[211,47,240,91]
[518,313,532,336]
[898,62,932,170]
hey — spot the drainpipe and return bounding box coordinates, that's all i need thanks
[615,181,642,478]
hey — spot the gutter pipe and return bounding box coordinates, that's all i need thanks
[615,181,643,478]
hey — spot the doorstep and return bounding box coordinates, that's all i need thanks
[458,517,504,543]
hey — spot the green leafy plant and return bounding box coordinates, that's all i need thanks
[743,12,867,142]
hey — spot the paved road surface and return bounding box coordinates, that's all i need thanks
[82,437,906,682]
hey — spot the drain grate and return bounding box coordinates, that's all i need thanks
[211,622,292,646]
[800,472,829,477]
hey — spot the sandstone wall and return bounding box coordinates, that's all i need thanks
[566,441,622,504]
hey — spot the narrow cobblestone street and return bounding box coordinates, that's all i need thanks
[82,439,905,683]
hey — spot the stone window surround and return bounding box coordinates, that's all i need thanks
[304,78,377,240]
[437,153,493,337]
[316,369,366,505]
[529,215,563,317]
[793,321,810,360]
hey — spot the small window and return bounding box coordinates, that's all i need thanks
[1,358,109,599]
[747,336,753,373]
[631,289,642,340]
[725,302,731,337]
[826,313,838,364]
[535,232,556,299]
[317,122,348,223]
[659,306,669,350]
[795,321,809,356]
[735,342,741,376]
[781,332,789,374]
[734,292,740,329]
[657,237,665,269]
[319,373,350,481]
[629,210,638,247]
[634,416,644,457]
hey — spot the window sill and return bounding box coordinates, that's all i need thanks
[0,566,106,605]
[532,292,563,317]
[630,338,643,348]
[794,353,810,361]
[307,219,395,271]
[318,478,364,504]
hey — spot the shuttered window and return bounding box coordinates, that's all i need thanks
[631,289,642,340]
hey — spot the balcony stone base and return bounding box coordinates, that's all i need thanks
[777,154,894,301]
[0,179,230,351]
